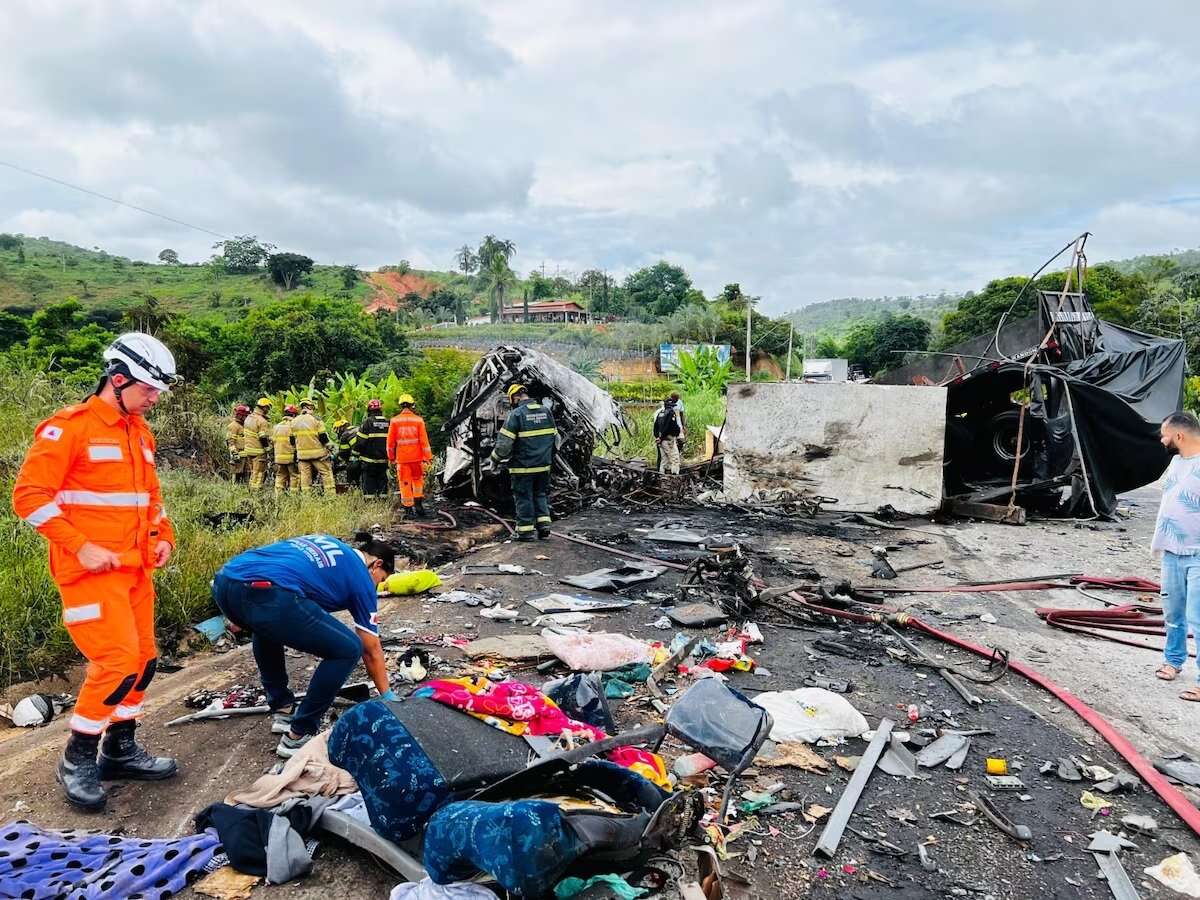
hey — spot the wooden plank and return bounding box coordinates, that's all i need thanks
[946,499,1027,525]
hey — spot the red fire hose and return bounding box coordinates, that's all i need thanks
[488,514,1200,836]
[783,591,1200,839]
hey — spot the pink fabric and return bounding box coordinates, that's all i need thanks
[416,678,606,741]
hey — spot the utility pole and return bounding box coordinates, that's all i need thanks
[745,300,752,381]
[785,321,794,382]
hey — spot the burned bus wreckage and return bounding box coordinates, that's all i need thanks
[440,347,635,507]
[881,247,1185,518]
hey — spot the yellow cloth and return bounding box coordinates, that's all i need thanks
[381,569,442,595]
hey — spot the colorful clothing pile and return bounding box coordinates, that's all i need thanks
[415,677,671,791]
[0,820,220,900]
[413,677,606,741]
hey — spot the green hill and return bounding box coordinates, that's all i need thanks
[0,235,372,318]
[782,292,961,338]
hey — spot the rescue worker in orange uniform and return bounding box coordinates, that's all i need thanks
[12,333,180,811]
[386,393,432,516]
[272,405,299,494]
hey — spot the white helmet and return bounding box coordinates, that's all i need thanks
[103,332,179,391]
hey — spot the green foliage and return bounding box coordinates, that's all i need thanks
[843,312,932,376]
[214,235,272,274]
[0,312,29,351]
[22,299,114,381]
[158,248,179,265]
[937,264,1148,348]
[477,235,516,271]
[623,261,696,318]
[217,296,395,396]
[0,234,22,252]
[674,346,733,394]
[266,252,314,290]
[277,349,477,454]
[339,265,360,290]
[1185,376,1200,416]
[603,389,725,465]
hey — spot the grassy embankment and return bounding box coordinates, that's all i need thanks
[0,237,372,317]
[0,369,390,687]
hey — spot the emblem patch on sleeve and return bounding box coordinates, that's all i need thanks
[40,425,63,441]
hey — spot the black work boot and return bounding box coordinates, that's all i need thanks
[516,531,536,543]
[98,721,178,781]
[414,498,428,518]
[537,524,551,540]
[57,732,107,811]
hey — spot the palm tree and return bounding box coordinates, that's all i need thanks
[478,235,516,271]
[484,255,514,323]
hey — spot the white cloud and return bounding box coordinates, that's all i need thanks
[0,0,1196,313]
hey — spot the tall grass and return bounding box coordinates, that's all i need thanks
[0,367,391,686]
[603,390,726,465]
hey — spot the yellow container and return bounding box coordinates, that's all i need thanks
[985,757,1008,775]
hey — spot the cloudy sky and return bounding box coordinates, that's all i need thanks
[1,1,1197,314]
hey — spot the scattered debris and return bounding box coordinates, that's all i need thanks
[561,565,664,592]
[527,594,633,614]
[1121,814,1158,835]
[666,603,728,628]
[915,733,971,768]
[463,634,551,661]
[979,613,998,624]
[1088,831,1141,900]
[984,774,1025,791]
[756,741,831,773]
[972,793,1032,843]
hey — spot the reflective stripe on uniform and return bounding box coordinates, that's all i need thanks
[515,523,536,532]
[69,713,109,734]
[112,702,143,720]
[87,445,123,462]
[291,429,319,437]
[510,465,551,474]
[536,516,552,524]
[23,501,63,526]
[358,455,388,463]
[63,603,102,624]
[499,428,516,438]
[517,428,557,438]
[56,490,150,507]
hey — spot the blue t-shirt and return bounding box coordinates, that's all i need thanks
[218,535,380,634]
[1153,455,1200,556]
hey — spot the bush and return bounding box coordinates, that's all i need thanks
[601,388,725,465]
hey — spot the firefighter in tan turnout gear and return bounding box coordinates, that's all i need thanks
[241,398,273,488]
[292,399,334,492]
[273,405,300,494]
[226,404,250,483]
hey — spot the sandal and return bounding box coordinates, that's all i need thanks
[1181,687,1200,703]
[1157,664,1180,681]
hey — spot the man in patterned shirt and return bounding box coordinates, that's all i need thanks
[1152,411,1200,701]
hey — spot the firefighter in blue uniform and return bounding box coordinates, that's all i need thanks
[490,384,558,542]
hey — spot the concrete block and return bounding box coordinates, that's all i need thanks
[723,382,946,515]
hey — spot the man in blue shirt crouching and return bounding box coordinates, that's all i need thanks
[212,534,396,757]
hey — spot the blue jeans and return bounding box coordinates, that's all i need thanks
[1159,552,1200,681]
[212,574,363,735]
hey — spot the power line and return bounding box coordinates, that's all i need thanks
[0,160,230,241]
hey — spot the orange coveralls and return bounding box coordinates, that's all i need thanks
[386,409,432,507]
[12,395,175,736]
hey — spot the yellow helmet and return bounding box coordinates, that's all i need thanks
[398,393,416,406]
[506,383,526,401]
[333,418,348,429]
[256,397,273,408]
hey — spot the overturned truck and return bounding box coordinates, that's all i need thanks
[879,285,1185,518]
[440,347,633,506]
